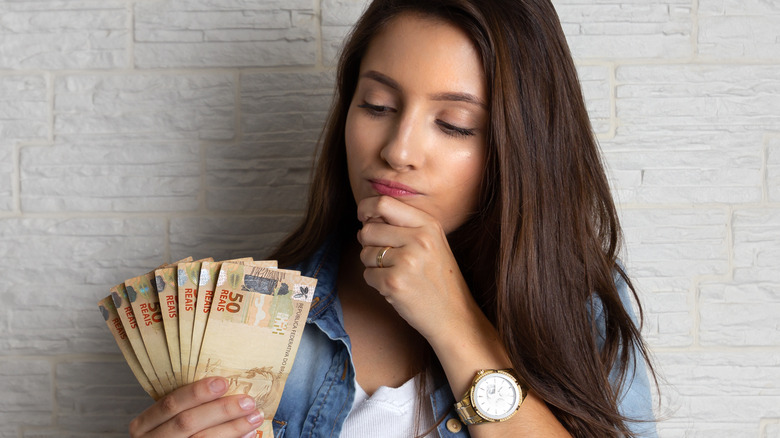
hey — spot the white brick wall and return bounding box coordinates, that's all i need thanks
[0,0,777,436]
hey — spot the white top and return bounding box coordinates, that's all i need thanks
[341,376,435,438]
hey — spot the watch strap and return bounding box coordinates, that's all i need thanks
[454,396,487,425]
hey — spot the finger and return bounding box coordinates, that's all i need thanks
[361,245,395,269]
[198,410,265,438]
[130,377,229,437]
[146,394,262,438]
[357,220,408,248]
[357,196,430,228]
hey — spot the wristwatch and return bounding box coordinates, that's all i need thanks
[454,369,527,425]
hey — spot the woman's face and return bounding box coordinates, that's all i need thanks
[345,13,488,234]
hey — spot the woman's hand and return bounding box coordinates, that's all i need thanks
[129,377,264,438]
[356,195,479,344]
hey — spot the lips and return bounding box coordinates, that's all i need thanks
[370,179,420,197]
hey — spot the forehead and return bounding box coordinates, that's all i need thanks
[359,13,486,99]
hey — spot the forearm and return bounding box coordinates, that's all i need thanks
[428,300,571,437]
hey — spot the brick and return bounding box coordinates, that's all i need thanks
[732,208,780,283]
[616,65,780,130]
[619,208,728,347]
[322,0,370,27]
[698,208,780,346]
[227,132,321,159]
[700,282,780,346]
[321,0,370,65]
[0,217,166,355]
[0,74,49,210]
[322,25,351,66]
[654,352,780,428]
[0,75,49,140]
[602,129,764,204]
[0,1,127,69]
[170,214,302,262]
[769,137,780,203]
[21,137,201,212]
[0,145,12,212]
[55,361,150,433]
[241,72,334,136]
[765,422,780,438]
[205,142,314,212]
[0,360,51,429]
[553,0,692,59]
[54,74,235,140]
[576,64,611,134]
[698,0,780,59]
[607,64,776,205]
[134,0,316,68]
[658,421,758,438]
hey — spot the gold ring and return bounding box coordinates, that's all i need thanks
[376,246,391,268]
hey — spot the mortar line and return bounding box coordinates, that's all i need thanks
[4,57,775,81]
[0,210,307,220]
[760,418,780,437]
[651,345,780,353]
[315,0,323,68]
[691,277,701,348]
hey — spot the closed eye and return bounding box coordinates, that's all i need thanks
[435,120,476,138]
[357,102,396,117]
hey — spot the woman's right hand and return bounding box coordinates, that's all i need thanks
[129,377,264,438]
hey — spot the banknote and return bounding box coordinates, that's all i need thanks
[100,256,318,436]
[155,265,183,387]
[109,283,167,397]
[177,258,213,384]
[99,295,161,400]
[188,258,265,383]
[194,262,317,437]
[125,270,177,394]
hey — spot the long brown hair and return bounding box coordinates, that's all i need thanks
[271,0,656,435]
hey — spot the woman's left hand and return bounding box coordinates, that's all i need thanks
[356,195,477,343]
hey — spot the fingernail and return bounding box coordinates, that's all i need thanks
[209,378,226,393]
[246,410,264,425]
[239,397,255,410]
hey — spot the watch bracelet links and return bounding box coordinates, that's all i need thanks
[454,398,486,424]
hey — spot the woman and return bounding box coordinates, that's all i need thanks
[130,0,657,436]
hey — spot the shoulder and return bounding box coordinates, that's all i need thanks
[596,263,659,437]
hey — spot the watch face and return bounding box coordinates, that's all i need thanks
[472,371,521,421]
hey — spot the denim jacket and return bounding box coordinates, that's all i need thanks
[272,238,658,437]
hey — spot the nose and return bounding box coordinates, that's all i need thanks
[379,110,425,171]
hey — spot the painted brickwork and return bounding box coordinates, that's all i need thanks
[0,0,778,436]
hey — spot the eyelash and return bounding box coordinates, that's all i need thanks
[357,102,476,138]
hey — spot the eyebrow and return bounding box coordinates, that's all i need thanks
[360,70,487,109]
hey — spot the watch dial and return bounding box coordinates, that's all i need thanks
[473,373,520,420]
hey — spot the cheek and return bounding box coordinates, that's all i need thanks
[344,108,370,201]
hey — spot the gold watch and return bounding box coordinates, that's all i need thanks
[453,369,527,425]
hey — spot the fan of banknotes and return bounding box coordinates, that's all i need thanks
[98,257,317,438]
